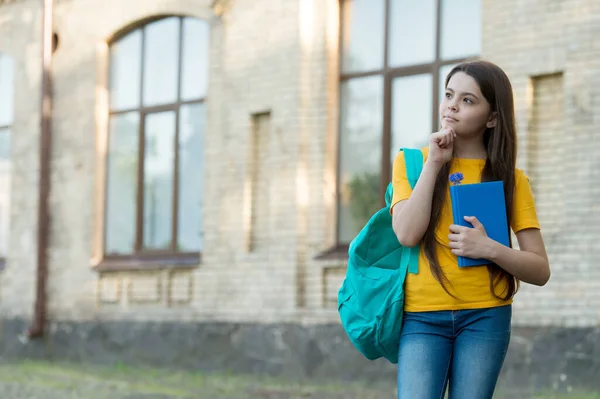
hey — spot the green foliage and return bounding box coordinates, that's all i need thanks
[347,172,381,230]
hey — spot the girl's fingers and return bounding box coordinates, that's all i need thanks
[448,241,460,249]
[442,131,452,148]
[433,129,455,149]
[448,233,460,241]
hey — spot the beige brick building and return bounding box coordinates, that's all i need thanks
[0,0,598,392]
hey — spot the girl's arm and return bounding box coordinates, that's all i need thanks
[392,129,455,247]
[392,160,443,247]
[449,217,550,286]
[487,228,550,286]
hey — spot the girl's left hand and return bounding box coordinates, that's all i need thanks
[448,216,493,259]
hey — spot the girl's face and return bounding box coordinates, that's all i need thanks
[439,71,496,138]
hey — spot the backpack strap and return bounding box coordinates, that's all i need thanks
[400,148,424,275]
[402,148,423,189]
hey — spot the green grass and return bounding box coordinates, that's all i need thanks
[0,360,393,398]
[0,360,597,398]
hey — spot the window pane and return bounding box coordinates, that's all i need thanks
[109,30,142,111]
[388,0,436,67]
[439,63,458,104]
[143,18,180,106]
[0,54,14,126]
[0,128,10,258]
[178,103,204,252]
[180,18,209,101]
[341,0,385,73]
[441,0,481,60]
[105,113,139,254]
[391,74,433,163]
[338,76,383,243]
[143,111,175,250]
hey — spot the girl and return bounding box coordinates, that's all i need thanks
[391,60,550,399]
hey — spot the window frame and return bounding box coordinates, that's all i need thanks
[335,0,478,247]
[98,16,207,270]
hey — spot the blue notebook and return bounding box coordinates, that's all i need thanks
[449,181,510,267]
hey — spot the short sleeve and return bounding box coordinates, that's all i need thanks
[511,169,541,233]
[390,151,415,214]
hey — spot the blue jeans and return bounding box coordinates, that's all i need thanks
[397,305,511,399]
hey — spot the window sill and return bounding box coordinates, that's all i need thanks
[92,253,200,272]
[313,244,349,261]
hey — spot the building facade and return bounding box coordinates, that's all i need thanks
[0,0,599,393]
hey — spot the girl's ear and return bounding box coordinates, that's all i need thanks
[486,111,497,128]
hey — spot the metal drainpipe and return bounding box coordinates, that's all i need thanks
[27,0,54,339]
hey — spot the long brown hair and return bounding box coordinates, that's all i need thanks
[423,60,519,300]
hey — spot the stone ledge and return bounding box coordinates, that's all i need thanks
[0,318,598,395]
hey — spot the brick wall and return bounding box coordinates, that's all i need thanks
[0,0,597,329]
[0,0,344,324]
[0,0,42,319]
[483,0,600,326]
[529,74,565,240]
[201,0,301,321]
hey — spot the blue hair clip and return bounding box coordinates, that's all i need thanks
[449,172,464,185]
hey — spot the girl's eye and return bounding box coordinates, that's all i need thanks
[464,98,473,104]
[445,92,452,99]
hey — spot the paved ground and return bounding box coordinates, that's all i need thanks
[0,360,597,398]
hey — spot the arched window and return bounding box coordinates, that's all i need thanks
[0,52,12,265]
[105,16,209,260]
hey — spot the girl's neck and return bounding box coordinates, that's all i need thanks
[453,137,487,159]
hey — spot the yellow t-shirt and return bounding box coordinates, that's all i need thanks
[391,147,540,312]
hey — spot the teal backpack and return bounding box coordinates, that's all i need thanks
[337,148,423,364]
